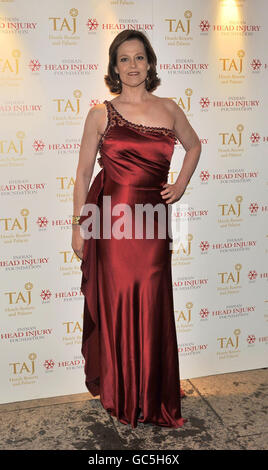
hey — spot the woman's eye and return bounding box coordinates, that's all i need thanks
[120,56,144,62]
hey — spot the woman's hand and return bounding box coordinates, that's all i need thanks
[71,226,84,260]
[160,180,187,204]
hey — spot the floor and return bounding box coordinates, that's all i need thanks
[0,368,267,450]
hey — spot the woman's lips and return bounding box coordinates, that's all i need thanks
[128,72,140,75]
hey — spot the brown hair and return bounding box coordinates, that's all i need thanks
[104,30,161,94]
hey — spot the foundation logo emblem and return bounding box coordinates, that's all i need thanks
[29,59,41,72]
[200,308,209,319]
[248,202,258,215]
[199,20,210,33]
[250,59,262,71]
[43,359,55,370]
[250,132,260,144]
[200,97,210,109]
[200,170,210,182]
[247,334,256,344]
[33,139,45,152]
[40,289,52,302]
[248,270,257,281]
[37,216,49,229]
[86,19,99,31]
[200,241,209,252]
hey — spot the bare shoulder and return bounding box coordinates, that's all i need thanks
[84,103,106,135]
[151,95,186,123]
[157,96,185,118]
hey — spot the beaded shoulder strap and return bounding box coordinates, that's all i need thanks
[98,100,178,152]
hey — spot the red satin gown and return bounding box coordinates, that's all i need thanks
[79,99,186,429]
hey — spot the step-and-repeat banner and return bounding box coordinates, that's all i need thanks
[0,0,267,404]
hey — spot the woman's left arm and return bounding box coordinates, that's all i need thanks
[160,100,202,204]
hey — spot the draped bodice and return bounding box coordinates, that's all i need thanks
[98,100,177,189]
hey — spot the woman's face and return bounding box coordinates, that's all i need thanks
[114,38,150,89]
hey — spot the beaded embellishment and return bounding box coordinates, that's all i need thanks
[98,100,178,152]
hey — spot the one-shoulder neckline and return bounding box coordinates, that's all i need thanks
[104,100,176,136]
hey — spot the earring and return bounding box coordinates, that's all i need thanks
[116,73,120,84]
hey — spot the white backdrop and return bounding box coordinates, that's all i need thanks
[0,0,267,404]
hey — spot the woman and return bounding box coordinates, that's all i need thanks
[72,30,201,429]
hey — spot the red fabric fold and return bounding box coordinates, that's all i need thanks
[80,168,105,396]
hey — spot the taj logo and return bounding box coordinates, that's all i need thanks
[53,90,81,114]
[49,8,78,35]
[220,50,245,74]
[218,263,242,286]
[219,124,244,147]
[0,49,21,75]
[0,131,25,156]
[0,208,29,233]
[56,176,75,190]
[63,320,82,334]
[9,352,37,375]
[165,10,192,35]
[172,89,192,112]
[177,302,193,324]
[217,329,241,350]
[218,195,242,217]
[5,282,33,306]
[172,234,193,256]
[60,250,81,263]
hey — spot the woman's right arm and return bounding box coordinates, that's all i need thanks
[71,105,103,260]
